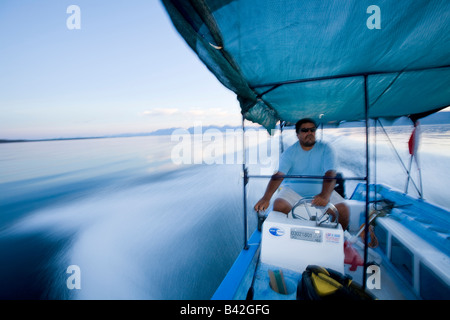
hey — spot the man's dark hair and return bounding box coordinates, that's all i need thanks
[295,118,317,133]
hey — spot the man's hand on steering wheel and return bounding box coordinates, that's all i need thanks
[311,193,329,207]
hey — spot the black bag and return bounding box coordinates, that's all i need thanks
[297,265,376,300]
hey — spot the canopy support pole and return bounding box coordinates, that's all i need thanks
[279,121,285,154]
[405,156,413,194]
[419,165,424,199]
[242,115,249,250]
[378,119,422,197]
[406,155,424,199]
[374,118,378,196]
[362,74,370,291]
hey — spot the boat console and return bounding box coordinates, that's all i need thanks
[260,200,345,274]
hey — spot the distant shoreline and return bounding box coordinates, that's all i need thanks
[0,136,108,144]
[2,112,449,144]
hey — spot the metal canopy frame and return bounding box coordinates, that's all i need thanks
[241,73,376,290]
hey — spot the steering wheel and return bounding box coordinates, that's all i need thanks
[291,197,339,228]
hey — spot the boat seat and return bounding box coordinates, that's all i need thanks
[375,216,450,299]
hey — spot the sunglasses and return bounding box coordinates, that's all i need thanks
[300,127,317,133]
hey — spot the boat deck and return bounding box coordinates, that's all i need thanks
[212,184,450,300]
[248,240,419,300]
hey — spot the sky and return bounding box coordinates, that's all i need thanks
[0,0,241,140]
[1,1,449,140]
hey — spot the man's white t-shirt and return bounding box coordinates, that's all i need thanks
[278,140,337,197]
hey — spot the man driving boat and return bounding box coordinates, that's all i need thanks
[254,118,350,229]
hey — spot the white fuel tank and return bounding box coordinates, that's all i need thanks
[260,211,345,274]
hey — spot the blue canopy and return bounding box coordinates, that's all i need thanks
[162,0,450,129]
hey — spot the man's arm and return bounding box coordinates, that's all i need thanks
[312,170,336,206]
[254,172,285,212]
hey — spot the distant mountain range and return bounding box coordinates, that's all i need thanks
[332,110,450,127]
[1,111,449,143]
[407,110,450,124]
[0,125,243,143]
